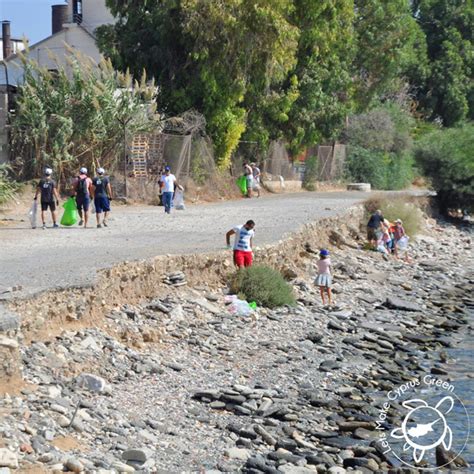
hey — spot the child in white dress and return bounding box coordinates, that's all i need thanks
[315,249,332,305]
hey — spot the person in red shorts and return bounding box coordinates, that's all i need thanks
[226,220,255,267]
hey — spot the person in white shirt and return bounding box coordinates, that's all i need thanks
[226,220,256,267]
[159,166,180,214]
[251,162,261,197]
[243,162,254,198]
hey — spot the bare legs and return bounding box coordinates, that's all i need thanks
[78,209,89,228]
[319,286,332,305]
[96,211,109,227]
[41,210,57,226]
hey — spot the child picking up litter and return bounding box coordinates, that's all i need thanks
[315,249,332,306]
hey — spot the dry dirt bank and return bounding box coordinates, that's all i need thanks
[8,206,365,345]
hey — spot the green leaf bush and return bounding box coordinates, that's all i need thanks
[230,265,296,309]
[343,103,415,190]
[0,165,16,206]
[415,123,474,212]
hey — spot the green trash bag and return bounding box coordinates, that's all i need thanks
[236,175,247,195]
[60,197,79,226]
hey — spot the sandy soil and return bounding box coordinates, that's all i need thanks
[0,192,370,298]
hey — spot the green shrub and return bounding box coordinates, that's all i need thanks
[386,152,415,190]
[345,146,388,189]
[0,165,16,206]
[343,108,395,152]
[345,146,413,190]
[343,102,415,190]
[364,195,423,236]
[343,103,414,153]
[415,123,474,212]
[303,153,318,190]
[229,265,296,308]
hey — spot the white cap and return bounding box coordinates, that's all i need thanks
[97,167,105,175]
[44,168,52,176]
[80,167,87,174]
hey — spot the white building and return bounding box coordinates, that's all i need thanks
[0,37,25,61]
[0,0,115,162]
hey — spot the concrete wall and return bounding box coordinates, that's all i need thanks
[67,0,115,33]
[82,0,115,30]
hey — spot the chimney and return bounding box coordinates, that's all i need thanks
[2,21,12,59]
[52,4,69,34]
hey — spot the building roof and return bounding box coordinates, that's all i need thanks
[0,24,99,87]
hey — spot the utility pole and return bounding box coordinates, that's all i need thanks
[118,117,132,199]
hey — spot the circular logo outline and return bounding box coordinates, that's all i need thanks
[387,390,470,470]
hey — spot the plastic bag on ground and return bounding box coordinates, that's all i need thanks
[236,175,247,195]
[228,299,253,317]
[60,197,79,226]
[29,201,37,229]
[224,295,238,304]
[174,189,185,210]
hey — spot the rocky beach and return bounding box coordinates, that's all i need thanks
[0,206,472,473]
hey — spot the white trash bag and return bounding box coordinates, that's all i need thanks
[174,188,185,210]
[397,236,409,250]
[228,299,252,317]
[29,201,38,229]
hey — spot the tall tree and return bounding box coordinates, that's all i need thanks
[352,0,427,109]
[413,0,474,125]
[99,0,299,167]
[283,0,354,152]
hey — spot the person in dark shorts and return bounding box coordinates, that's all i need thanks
[71,167,93,228]
[92,167,113,228]
[367,209,384,247]
[34,168,60,229]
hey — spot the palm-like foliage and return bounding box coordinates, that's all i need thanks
[11,49,158,183]
[0,164,16,206]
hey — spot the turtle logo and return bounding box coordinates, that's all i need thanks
[391,396,454,464]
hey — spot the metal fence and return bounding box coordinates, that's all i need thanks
[128,131,215,184]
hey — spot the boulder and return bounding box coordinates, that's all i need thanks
[0,449,18,469]
[347,183,371,192]
[75,373,109,393]
[384,297,422,312]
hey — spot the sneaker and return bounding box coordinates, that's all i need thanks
[42,224,46,230]
[97,224,102,228]
[78,220,84,226]
[53,223,59,228]
[103,221,108,227]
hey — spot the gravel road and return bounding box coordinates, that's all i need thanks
[0,191,369,298]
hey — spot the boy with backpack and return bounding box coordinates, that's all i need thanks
[34,167,60,229]
[71,167,93,228]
